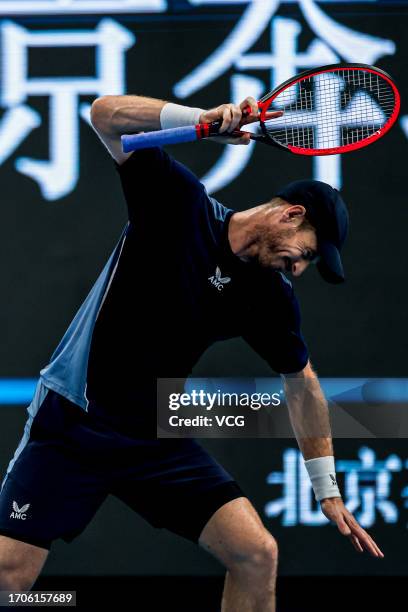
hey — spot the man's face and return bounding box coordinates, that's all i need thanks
[252,223,318,277]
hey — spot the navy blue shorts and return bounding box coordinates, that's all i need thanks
[0,382,244,550]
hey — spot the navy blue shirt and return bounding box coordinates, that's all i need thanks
[85,147,309,426]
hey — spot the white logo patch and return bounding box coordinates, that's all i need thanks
[10,501,30,521]
[208,266,231,291]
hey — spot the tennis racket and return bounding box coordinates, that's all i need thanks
[122,63,400,156]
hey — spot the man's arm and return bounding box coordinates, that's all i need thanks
[90,94,274,165]
[90,95,166,165]
[282,360,333,460]
[282,360,384,558]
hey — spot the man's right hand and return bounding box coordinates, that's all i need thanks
[199,97,283,145]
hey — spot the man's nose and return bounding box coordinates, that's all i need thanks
[291,260,310,277]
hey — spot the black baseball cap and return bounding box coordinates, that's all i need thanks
[275,179,349,284]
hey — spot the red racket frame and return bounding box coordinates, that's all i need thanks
[257,63,400,156]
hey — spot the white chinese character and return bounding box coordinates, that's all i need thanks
[0,19,135,200]
[337,447,401,528]
[0,0,166,15]
[265,449,329,526]
[178,0,395,192]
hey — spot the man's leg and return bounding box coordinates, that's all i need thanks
[0,535,48,590]
[199,497,278,612]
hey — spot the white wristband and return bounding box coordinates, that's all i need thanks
[304,456,341,502]
[160,102,205,130]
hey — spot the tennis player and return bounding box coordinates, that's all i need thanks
[0,95,383,611]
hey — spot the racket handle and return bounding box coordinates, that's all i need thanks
[122,125,199,152]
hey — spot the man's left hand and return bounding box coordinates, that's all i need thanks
[321,497,384,558]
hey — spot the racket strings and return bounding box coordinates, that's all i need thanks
[263,70,396,150]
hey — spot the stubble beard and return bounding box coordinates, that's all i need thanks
[251,225,297,269]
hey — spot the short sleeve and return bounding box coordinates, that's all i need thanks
[242,273,309,374]
[115,147,206,226]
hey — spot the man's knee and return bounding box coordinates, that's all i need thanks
[0,535,48,591]
[0,567,36,591]
[228,531,278,584]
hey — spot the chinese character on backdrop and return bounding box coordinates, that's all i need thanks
[265,447,403,528]
[178,0,395,193]
[0,0,167,15]
[337,447,401,528]
[0,19,135,200]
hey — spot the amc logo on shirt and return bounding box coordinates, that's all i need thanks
[208,266,231,292]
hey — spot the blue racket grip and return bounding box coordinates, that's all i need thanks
[122,126,199,152]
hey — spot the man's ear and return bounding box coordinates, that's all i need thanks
[280,205,307,227]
